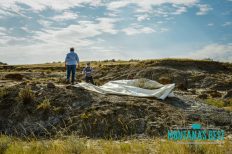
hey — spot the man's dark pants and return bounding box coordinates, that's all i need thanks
[66,65,76,83]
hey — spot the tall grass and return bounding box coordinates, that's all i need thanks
[0,135,231,154]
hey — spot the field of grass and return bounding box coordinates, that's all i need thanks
[0,135,231,154]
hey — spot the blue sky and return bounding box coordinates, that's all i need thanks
[0,0,232,64]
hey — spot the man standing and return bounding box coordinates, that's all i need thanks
[65,47,80,84]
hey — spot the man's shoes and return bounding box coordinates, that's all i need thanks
[66,80,70,84]
[71,81,75,85]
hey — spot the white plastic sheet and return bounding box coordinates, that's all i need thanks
[75,79,175,100]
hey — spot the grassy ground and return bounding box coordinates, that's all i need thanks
[0,135,231,154]
[1,59,232,153]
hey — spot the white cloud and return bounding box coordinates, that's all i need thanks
[208,23,214,26]
[34,23,100,45]
[136,14,149,21]
[107,0,198,12]
[122,27,155,35]
[186,44,232,62]
[96,18,119,34]
[196,4,212,15]
[23,18,119,54]
[222,21,232,27]
[37,19,54,28]
[0,9,14,17]
[160,28,169,32]
[0,27,7,32]
[173,6,187,15]
[107,1,130,11]
[107,13,118,17]
[0,4,33,20]
[52,11,79,21]
[0,0,103,11]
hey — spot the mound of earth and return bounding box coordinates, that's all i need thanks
[0,59,232,139]
[0,82,231,139]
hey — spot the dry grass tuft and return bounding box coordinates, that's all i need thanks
[18,86,35,104]
[37,98,51,110]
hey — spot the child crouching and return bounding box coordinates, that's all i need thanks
[82,62,94,84]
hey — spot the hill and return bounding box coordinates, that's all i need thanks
[0,59,232,139]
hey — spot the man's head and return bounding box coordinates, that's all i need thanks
[86,62,90,66]
[70,47,74,52]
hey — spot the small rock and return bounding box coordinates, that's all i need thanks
[47,82,55,88]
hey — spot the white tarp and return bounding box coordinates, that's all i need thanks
[74,79,175,100]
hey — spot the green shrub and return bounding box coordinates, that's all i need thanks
[18,87,35,104]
